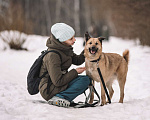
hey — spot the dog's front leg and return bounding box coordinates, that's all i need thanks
[100,82,107,106]
[89,80,95,104]
[89,90,94,104]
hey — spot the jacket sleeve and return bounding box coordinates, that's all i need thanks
[44,53,78,87]
[72,50,85,65]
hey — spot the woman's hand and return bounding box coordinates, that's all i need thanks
[76,67,86,74]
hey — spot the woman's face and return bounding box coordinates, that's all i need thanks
[62,36,76,46]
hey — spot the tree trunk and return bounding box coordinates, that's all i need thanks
[56,0,61,22]
[84,0,91,30]
[43,0,51,34]
[24,0,29,32]
[74,0,80,36]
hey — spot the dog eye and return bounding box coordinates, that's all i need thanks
[89,42,92,44]
[95,43,98,45]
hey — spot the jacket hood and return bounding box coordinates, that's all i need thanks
[46,34,73,56]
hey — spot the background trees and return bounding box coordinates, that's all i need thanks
[0,0,150,45]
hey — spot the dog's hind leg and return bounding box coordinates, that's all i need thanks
[117,61,128,103]
[118,76,126,103]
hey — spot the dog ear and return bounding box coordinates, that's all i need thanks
[85,32,91,42]
[98,37,105,44]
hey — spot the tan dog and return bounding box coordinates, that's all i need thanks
[84,32,129,106]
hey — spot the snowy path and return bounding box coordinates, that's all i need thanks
[0,36,150,120]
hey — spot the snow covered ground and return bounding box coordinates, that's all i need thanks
[0,35,150,120]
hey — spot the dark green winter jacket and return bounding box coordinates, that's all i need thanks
[39,35,85,101]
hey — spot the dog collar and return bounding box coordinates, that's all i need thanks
[90,55,101,62]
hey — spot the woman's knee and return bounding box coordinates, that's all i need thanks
[80,76,91,86]
[69,76,91,89]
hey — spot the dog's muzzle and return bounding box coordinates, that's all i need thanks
[89,46,98,54]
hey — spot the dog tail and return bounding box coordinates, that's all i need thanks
[123,49,129,64]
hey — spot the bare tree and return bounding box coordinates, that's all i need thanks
[43,0,51,34]
[1,0,149,45]
[74,0,80,36]
[24,0,29,32]
[56,0,62,22]
[84,0,91,30]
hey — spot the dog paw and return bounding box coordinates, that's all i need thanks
[89,102,93,104]
[119,99,124,103]
[100,103,104,106]
[89,99,94,104]
[106,100,112,104]
[101,101,107,106]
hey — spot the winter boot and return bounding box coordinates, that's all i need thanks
[48,96,70,108]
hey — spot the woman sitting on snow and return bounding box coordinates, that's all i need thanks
[39,23,90,107]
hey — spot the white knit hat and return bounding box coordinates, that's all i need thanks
[51,23,75,42]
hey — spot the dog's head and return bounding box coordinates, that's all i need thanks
[84,32,105,60]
